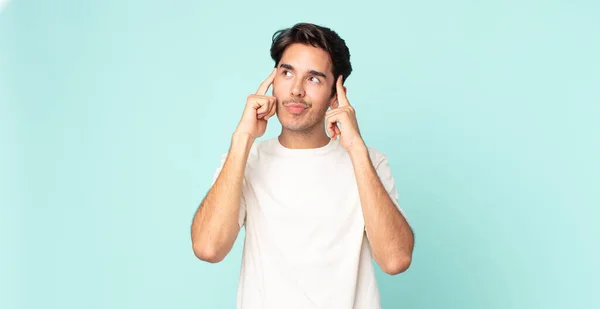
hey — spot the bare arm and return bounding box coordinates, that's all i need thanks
[191,133,254,263]
[190,69,277,263]
[325,75,414,275]
[349,146,414,275]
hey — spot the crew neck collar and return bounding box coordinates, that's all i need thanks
[271,137,338,156]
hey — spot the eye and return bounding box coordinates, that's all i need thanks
[283,70,293,77]
[309,76,320,83]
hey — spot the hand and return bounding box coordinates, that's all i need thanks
[326,75,365,152]
[234,69,278,139]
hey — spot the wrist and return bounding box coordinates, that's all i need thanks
[347,140,368,160]
[231,131,255,154]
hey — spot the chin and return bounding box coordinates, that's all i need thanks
[281,119,321,132]
[281,121,308,132]
[278,118,306,131]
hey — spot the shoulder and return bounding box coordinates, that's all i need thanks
[214,138,274,166]
[217,137,278,166]
[250,137,278,157]
[366,146,389,168]
[254,137,279,151]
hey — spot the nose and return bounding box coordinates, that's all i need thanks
[291,78,305,97]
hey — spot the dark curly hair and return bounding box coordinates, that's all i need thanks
[270,23,352,97]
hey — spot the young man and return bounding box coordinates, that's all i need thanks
[191,22,414,309]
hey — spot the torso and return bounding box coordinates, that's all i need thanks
[235,138,382,309]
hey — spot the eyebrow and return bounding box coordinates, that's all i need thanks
[280,63,328,79]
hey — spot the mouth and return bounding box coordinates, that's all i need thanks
[283,102,308,115]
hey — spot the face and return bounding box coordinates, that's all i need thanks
[272,43,337,132]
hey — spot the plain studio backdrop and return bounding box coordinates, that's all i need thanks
[1,0,598,308]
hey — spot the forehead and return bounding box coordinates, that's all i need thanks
[279,43,333,77]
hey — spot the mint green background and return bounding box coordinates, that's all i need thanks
[1,1,599,308]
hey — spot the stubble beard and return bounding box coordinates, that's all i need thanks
[277,102,327,134]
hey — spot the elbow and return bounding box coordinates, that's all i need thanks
[381,255,412,275]
[192,242,225,263]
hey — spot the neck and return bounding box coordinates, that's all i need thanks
[278,126,330,149]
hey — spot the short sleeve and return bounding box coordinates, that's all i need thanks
[372,152,409,224]
[212,153,247,228]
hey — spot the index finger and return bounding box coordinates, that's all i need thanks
[256,68,277,95]
[336,75,349,106]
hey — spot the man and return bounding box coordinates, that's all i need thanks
[190,22,414,309]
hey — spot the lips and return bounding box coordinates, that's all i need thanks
[284,102,308,115]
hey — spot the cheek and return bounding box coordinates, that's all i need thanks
[272,78,287,98]
[306,86,330,104]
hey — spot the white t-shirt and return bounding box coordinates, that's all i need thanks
[211,137,407,309]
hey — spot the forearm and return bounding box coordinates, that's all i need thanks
[349,145,414,274]
[191,132,254,262]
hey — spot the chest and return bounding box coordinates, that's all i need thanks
[242,155,366,263]
[245,155,360,221]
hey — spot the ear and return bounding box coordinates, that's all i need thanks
[330,99,339,109]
